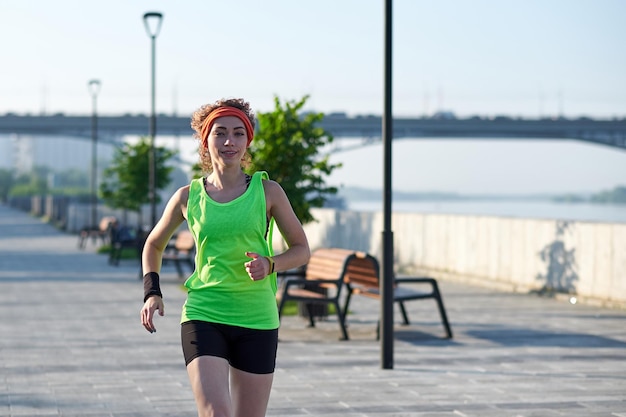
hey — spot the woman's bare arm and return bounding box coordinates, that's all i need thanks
[264,180,310,272]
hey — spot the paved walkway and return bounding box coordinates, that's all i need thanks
[0,203,625,417]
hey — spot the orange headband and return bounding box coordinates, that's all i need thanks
[200,106,254,147]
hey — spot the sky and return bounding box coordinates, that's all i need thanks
[1,0,625,195]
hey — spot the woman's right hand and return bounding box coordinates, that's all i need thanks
[140,295,165,333]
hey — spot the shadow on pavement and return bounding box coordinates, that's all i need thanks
[466,327,626,348]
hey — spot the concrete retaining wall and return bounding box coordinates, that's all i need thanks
[16,195,624,308]
[294,208,626,309]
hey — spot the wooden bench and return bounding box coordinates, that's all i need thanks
[277,247,453,340]
[342,255,453,339]
[108,224,142,266]
[78,216,116,249]
[277,248,365,340]
[162,230,195,279]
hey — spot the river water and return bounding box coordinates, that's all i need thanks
[347,199,626,224]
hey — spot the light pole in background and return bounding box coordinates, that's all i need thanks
[142,11,163,227]
[88,79,101,230]
[381,0,394,369]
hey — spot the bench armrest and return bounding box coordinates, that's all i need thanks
[395,276,438,285]
[277,270,305,279]
[280,277,342,290]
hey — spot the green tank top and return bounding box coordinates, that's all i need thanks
[180,171,278,329]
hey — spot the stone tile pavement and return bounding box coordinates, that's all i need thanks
[0,203,625,416]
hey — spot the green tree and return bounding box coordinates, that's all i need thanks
[248,96,341,224]
[48,168,90,198]
[55,168,90,189]
[8,167,50,197]
[590,185,626,204]
[0,169,13,202]
[100,137,176,227]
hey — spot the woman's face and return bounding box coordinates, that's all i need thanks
[207,116,249,168]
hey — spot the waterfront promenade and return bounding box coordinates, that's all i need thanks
[0,203,625,417]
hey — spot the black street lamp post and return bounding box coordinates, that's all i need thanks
[88,79,101,231]
[142,11,163,228]
[381,0,394,369]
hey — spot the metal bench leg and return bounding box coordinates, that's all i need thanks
[342,290,353,320]
[184,259,194,277]
[277,297,287,319]
[108,246,119,266]
[305,304,316,328]
[335,301,350,341]
[432,283,453,338]
[78,232,87,249]
[398,301,410,325]
[174,260,184,279]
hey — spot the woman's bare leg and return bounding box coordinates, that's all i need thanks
[187,356,231,417]
[230,367,274,417]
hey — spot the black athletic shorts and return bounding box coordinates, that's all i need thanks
[181,320,279,374]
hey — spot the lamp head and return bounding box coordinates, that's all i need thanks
[88,79,101,96]
[143,12,163,38]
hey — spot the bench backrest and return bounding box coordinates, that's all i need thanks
[343,252,380,289]
[304,248,355,281]
[99,216,116,232]
[174,230,195,252]
[304,248,378,284]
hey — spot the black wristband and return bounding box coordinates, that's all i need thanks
[143,272,163,302]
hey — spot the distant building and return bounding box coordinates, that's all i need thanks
[0,136,13,168]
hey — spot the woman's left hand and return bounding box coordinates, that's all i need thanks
[244,252,270,281]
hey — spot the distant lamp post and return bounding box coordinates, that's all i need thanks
[88,79,101,230]
[143,11,163,228]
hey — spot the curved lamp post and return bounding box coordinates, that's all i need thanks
[143,11,163,228]
[88,79,101,230]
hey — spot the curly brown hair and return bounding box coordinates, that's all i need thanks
[190,98,256,174]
